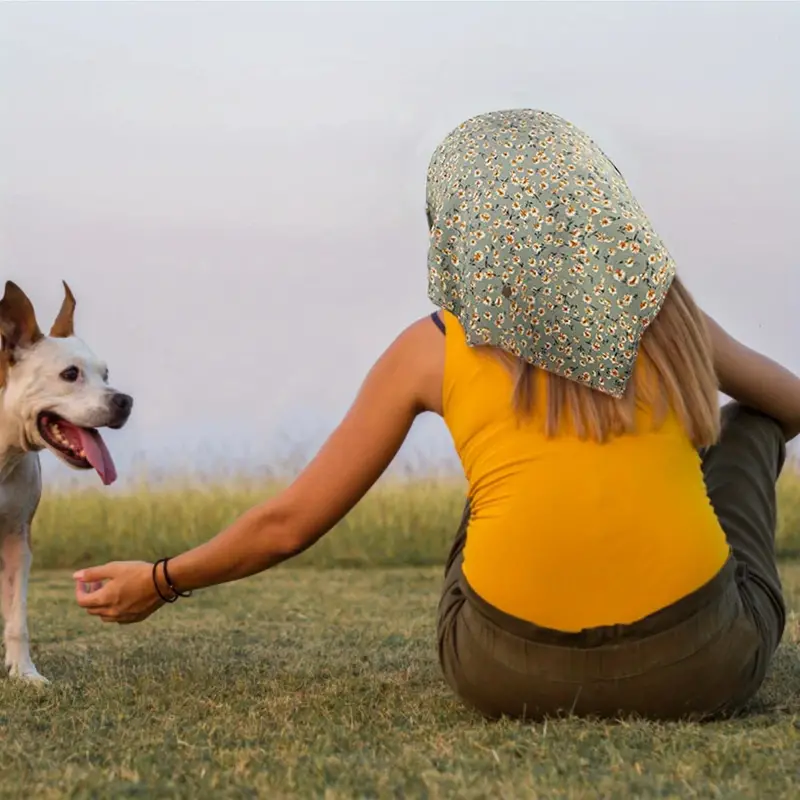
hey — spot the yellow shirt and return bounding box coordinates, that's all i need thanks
[441,310,729,632]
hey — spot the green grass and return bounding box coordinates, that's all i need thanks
[2,564,799,798]
[28,467,800,569]
[4,472,798,796]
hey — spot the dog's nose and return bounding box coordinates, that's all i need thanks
[107,393,133,429]
[111,393,133,414]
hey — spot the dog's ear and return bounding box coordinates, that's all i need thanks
[0,281,44,353]
[50,281,76,338]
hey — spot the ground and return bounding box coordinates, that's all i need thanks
[1,563,799,799]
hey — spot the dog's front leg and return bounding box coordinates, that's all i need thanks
[2,527,47,683]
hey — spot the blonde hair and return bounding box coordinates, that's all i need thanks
[494,276,720,447]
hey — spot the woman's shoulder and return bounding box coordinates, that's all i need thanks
[388,313,446,415]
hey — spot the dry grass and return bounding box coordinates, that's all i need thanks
[29,467,800,569]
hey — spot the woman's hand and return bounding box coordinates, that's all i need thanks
[73,561,165,624]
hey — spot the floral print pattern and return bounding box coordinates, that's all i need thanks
[426,109,675,398]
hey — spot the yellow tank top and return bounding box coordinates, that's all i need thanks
[441,310,729,632]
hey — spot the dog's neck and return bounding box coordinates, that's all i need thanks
[0,388,36,479]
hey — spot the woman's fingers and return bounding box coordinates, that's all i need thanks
[75,580,112,608]
[72,563,122,583]
[73,562,158,626]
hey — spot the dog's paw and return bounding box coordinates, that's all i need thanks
[7,663,49,685]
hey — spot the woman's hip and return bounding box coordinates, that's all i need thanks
[437,555,765,721]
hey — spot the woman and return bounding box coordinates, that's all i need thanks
[75,110,795,721]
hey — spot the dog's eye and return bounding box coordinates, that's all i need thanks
[60,366,80,383]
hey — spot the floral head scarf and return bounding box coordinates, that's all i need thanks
[426,109,675,398]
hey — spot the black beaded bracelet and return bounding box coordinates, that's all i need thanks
[163,557,193,598]
[152,558,178,603]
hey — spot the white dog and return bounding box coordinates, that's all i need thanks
[0,281,132,682]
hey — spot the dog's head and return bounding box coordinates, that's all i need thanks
[0,281,133,485]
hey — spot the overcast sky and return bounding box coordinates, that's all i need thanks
[1,2,799,485]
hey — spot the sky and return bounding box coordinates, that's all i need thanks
[1,1,799,486]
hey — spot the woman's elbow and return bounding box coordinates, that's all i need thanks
[253,499,315,561]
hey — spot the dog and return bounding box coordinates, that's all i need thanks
[0,281,132,682]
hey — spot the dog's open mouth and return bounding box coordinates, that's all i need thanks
[36,412,118,486]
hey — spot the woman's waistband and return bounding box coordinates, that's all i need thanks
[461,553,740,649]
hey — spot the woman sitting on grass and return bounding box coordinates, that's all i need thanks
[76,110,796,721]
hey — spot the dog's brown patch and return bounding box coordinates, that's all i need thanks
[0,350,9,388]
[0,281,44,354]
[50,281,77,338]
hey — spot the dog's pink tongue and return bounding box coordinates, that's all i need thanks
[76,428,118,486]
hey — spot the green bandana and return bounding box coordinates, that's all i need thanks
[426,109,675,398]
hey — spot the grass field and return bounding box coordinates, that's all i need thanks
[1,563,799,798]
[27,465,800,569]
[2,472,799,797]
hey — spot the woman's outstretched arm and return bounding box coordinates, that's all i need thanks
[704,312,800,440]
[74,315,444,623]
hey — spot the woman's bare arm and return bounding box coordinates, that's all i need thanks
[704,312,800,440]
[158,315,445,591]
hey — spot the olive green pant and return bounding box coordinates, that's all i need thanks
[437,403,787,721]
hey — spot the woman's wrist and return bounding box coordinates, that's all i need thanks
[159,552,201,594]
[151,559,176,603]
[150,558,192,603]
[162,557,193,598]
